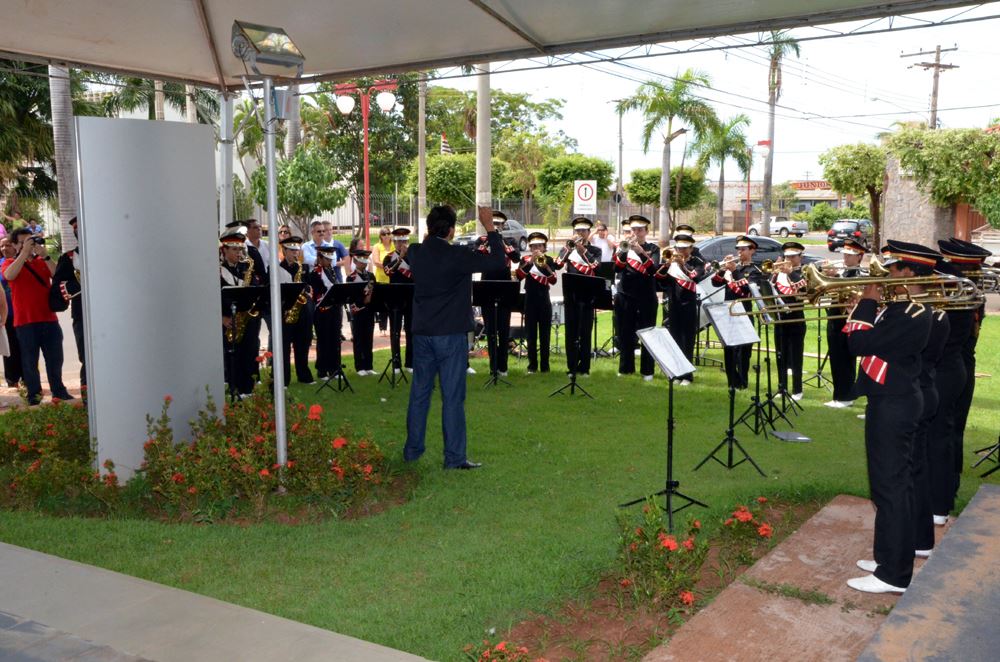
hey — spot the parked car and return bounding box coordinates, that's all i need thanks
[826,219,874,252]
[695,236,820,267]
[747,216,808,238]
[453,218,530,251]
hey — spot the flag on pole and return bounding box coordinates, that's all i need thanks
[440,133,453,155]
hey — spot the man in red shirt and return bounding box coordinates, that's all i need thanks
[2,228,72,404]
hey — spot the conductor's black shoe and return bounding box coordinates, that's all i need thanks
[446,460,482,470]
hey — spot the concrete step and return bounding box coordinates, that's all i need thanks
[859,484,1000,662]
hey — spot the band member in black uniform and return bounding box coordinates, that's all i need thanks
[347,249,377,375]
[277,236,315,386]
[674,224,705,263]
[307,245,343,380]
[929,238,991,522]
[824,239,865,408]
[845,240,934,594]
[656,232,706,384]
[554,217,602,376]
[219,227,262,397]
[772,241,808,400]
[516,232,559,373]
[474,211,519,377]
[614,215,660,380]
[383,227,415,373]
[711,236,764,389]
[49,216,86,387]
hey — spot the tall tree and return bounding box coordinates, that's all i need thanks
[691,114,752,236]
[625,166,707,212]
[618,70,717,237]
[760,30,800,237]
[48,65,78,248]
[819,143,888,246]
[93,76,218,122]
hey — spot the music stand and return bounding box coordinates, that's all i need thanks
[803,312,834,390]
[472,280,520,388]
[221,285,268,402]
[619,327,707,532]
[551,272,609,399]
[315,281,367,394]
[974,434,1000,476]
[695,280,726,368]
[694,303,766,476]
[736,283,776,437]
[372,283,414,388]
[593,262,618,358]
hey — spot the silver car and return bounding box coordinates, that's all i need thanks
[453,218,529,251]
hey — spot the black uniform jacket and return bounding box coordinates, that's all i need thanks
[845,298,932,397]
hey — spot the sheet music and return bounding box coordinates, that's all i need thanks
[705,303,760,347]
[697,278,727,329]
[637,327,696,379]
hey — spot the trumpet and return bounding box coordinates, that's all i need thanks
[709,254,737,272]
[760,259,792,275]
[533,252,551,270]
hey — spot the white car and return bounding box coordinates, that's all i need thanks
[747,216,808,238]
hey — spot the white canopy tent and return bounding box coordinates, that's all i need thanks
[0,0,983,90]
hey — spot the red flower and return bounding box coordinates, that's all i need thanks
[171,472,185,484]
[757,523,773,538]
[286,461,295,469]
[308,404,322,421]
[683,538,695,551]
[734,509,754,523]
[494,642,507,652]
[297,403,306,412]
[757,496,768,504]
[635,527,644,536]
[103,473,118,487]
[332,437,347,449]
[51,397,62,404]
[724,518,734,526]
[228,446,240,458]
[660,535,679,552]
[164,395,173,403]
[629,542,638,552]
[187,486,198,495]
[620,578,633,588]
[253,435,264,444]
[255,355,266,363]
[291,422,300,433]
[693,519,702,529]
[259,468,270,478]
[331,465,344,480]
[264,351,273,359]
[363,464,373,475]
[679,590,695,606]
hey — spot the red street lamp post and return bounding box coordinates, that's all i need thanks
[745,140,771,233]
[334,80,398,249]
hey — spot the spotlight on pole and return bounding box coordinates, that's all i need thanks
[231,20,305,74]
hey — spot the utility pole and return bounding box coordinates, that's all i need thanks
[611,99,624,232]
[901,45,958,129]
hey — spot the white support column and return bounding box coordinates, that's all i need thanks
[417,77,428,238]
[475,63,491,231]
[218,93,234,231]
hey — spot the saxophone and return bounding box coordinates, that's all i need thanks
[284,262,309,324]
[225,259,258,343]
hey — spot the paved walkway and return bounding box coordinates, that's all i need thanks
[0,543,425,662]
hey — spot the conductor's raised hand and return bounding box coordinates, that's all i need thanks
[478,206,496,233]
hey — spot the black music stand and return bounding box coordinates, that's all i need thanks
[735,283,776,438]
[620,326,707,532]
[373,283,414,388]
[221,285,268,403]
[694,303,766,476]
[974,434,1000,476]
[472,280,520,388]
[593,262,618,358]
[803,312,834,390]
[551,272,610,398]
[315,281,367,394]
[695,280,726,368]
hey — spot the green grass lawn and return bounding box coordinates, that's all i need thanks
[1,316,997,661]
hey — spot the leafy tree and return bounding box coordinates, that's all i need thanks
[493,124,568,224]
[626,166,707,210]
[250,146,348,236]
[536,154,614,201]
[760,30,800,236]
[887,126,1000,228]
[617,70,717,236]
[404,153,513,213]
[691,114,752,235]
[819,143,888,246]
[772,181,798,213]
[88,74,218,122]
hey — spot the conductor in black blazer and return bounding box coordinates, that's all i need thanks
[404,205,504,469]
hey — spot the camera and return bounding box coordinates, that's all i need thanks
[33,237,45,245]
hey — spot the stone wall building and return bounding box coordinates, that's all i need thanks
[882,156,954,247]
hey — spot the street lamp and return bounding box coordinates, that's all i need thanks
[334,80,398,248]
[745,140,771,233]
[232,20,305,470]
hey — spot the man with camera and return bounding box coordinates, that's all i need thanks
[2,228,73,404]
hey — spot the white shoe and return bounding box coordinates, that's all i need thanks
[677,379,691,386]
[791,392,804,401]
[405,368,413,374]
[933,515,949,526]
[643,375,653,382]
[856,559,877,573]
[847,574,906,594]
[824,400,849,408]
[915,549,932,558]
[857,413,866,420]
[634,349,641,356]
[616,372,624,377]
[466,367,477,375]
[498,371,508,377]
[394,369,401,375]
[840,400,855,407]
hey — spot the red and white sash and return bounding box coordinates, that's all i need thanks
[668,262,697,293]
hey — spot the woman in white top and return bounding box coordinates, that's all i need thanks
[589,221,618,262]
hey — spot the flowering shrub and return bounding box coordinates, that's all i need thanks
[616,498,708,609]
[718,496,775,565]
[140,390,388,520]
[463,639,532,661]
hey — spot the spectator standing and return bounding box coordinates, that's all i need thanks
[49,217,86,386]
[590,221,618,262]
[2,228,72,404]
[0,237,23,386]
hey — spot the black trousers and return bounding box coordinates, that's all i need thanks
[71,314,86,387]
[951,348,977,495]
[482,303,512,373]
[911,384,938,552]
[223,323,258,396]
[866,391,920,588]
[350,307,376,372]
[775,319,805,394]
[314,306,343,378]
[282,308,314,386]
[616,293,656,376]
[3,310,22,387]
[667,301,698,381]
[827,318,855,401]
[388,303,413,370]
[564,295,594,374]
[524,293,552,372]
[928,357,965,515]
[723,345,752,390]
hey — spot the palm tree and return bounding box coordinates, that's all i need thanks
[48,65,78,249]
[618,70,717,237]
[691,114,752,236]
[94,75,218,122]
[760,30,800,237]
